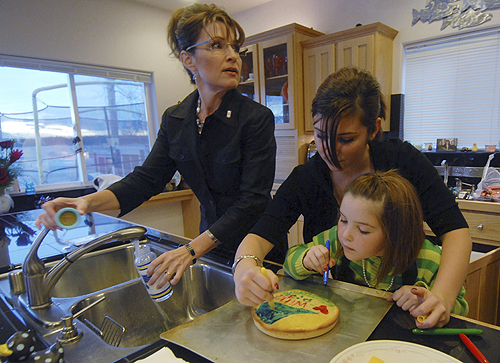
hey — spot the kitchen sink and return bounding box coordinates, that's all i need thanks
[0,238,236,362]
[51,244,141,298]
[71,261,236,347]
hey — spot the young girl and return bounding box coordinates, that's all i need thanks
[283,170,468,319]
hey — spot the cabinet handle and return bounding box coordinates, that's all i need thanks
[476,224,484,230]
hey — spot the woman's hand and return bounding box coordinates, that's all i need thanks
[234,262,278,306]
[388,286,448,328]
[146,246,193,287]
[303,245,335,274]
[35,197,89,230]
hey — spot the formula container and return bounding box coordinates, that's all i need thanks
[133,241,173,302]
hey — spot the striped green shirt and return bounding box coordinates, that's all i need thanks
[283,226,468,316]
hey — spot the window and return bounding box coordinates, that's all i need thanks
[404,27,500,149]
[0,55,156,192]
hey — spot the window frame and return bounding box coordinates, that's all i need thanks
[0,54,158,194]
[403,25,500,149]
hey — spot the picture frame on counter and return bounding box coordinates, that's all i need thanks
[437,138,457,151]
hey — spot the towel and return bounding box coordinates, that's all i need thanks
[136,347,189,362]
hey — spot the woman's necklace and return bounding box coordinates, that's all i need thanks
[196,97,204,134]
[362,259,394,291]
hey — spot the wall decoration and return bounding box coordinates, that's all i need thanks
[412,0,495,29]
[412,0,460,25]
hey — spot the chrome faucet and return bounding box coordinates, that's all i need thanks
[441,159,449,186]
[23,226,147,309]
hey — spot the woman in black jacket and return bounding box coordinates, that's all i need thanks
[36,3,276,288]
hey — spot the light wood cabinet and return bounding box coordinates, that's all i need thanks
[239,24,324,182]
[301,22,398,133]
[242,24,323,133]
[466,246,500,325]
[303,44,335,133]
[424,199,500,325]
[238,44,260,103]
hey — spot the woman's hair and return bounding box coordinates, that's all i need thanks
[167,3,245,84]
[311,66,386,169]
[341,169,425,284]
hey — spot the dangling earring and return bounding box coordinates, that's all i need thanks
[192,72,197,82]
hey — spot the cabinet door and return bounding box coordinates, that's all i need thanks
[258,35,293,129]
[237,44,260,102]
[303,44,335,132]
[336,35,374,72]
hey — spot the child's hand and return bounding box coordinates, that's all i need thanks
[303,245,335,274]
[388,286,447,328]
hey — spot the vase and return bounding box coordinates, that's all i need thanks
[0,191,14,214]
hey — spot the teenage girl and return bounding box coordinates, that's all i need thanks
[283,170,468,323]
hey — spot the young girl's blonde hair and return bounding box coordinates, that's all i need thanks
[342,169,425,283]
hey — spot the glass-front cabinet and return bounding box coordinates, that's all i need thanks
[237,44,259,102]
[240,24,323,187]
[260,37,290,128]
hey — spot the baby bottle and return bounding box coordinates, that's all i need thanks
[133,241,173,302]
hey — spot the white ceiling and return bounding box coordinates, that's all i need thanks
[132,0,273,14]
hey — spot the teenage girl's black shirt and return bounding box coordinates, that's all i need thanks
[250,138,468,259]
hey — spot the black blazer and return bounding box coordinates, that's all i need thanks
[109,89,276,251]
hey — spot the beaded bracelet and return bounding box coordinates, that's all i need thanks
[231,255,262,275]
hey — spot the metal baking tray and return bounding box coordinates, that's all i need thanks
[161,274,393,363]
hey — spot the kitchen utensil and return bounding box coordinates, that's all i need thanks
[161,276,393,363]
[100,316,125,347]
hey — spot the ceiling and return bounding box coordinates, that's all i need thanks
[132,0,273,14]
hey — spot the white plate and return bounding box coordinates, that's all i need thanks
[330,340,462,363]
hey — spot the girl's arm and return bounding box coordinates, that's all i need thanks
[283,230,334,280]
[425,228,471,326]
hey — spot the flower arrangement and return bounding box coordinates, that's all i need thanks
[0,140,23,194]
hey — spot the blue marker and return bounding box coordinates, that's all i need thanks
[324,240,330,287]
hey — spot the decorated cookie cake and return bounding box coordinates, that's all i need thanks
[251,289,340,340]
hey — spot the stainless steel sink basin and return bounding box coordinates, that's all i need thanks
[0,238,236,362]
[71,261,235,347]
[51,244,141,298]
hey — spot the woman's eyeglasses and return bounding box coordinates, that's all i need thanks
[186,40,248,57]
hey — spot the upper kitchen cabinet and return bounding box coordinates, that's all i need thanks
[242,24,324,131]
[237,44,260,103]
[301,22,398,133]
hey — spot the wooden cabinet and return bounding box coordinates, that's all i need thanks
[303,44,335,133]
[466,247,500,325]
[238,44,259,103]
[457,200,500,247]
[301,22,398,133]
[242,24,323,132]
[424,200,500,325]
[239,24,324,182]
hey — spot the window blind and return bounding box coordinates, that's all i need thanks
[0,54,152,83]
[404,28,500,149]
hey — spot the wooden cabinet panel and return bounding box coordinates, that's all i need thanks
[466,247,500,325]
[303,44,335,132]
[336,35,374,71]
[301,23,398,132]
[461,211,500,245]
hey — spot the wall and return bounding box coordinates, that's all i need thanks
[232,0,500,94]
[0,0,193,126]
